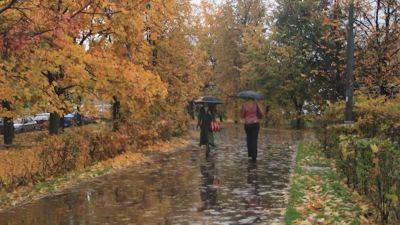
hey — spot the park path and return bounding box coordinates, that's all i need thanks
[0,124,306,225]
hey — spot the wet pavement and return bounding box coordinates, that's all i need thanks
[0,124,305,225]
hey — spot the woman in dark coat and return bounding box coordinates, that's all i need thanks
[197,104,215,147]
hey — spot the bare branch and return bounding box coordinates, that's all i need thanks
[71,0,93,19]
[0,0,19,14]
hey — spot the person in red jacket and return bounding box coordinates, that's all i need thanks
[241,100,263,161]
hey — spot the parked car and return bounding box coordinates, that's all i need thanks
[14,117,39,133]
[33,113,50,124]
[33,113,50,129]
[64,112,97,127]
[64,113,78,127]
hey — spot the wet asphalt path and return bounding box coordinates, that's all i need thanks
[0,124,305,225]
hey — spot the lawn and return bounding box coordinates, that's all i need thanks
[285,141,377,225]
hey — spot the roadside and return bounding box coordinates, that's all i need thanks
[285,141,378,225]
[0,127,198,212]
[0,130,48,150]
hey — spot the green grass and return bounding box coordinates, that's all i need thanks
[285,141,368,225]
[284,142,307,224]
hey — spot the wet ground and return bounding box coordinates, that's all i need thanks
[0,124,305,225]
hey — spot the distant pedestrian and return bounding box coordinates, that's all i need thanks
[264,105,270,127]
[241,100,263,161]
[218,111,224,122]
[187,100,195,120]
[198,105,215,148]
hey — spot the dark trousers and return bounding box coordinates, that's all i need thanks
[245,123,260,160]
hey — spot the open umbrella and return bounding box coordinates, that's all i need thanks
[236,90,264,100]
[195,96,223,104]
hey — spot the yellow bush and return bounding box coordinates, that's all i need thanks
[0,123,163,192]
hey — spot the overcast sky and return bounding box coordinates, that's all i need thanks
[191,0,221,5]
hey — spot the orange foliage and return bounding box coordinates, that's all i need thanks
[0,0,206,145]
[0,123,167,192]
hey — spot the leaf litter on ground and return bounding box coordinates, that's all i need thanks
[285,141,379,225]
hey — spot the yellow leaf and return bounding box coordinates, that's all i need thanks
[370,144,379,153]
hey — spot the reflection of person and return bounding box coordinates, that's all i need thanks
[198,104,216,147]
[247,161,258,185]
[245,162,260,218]
[199,155,218,209]
[241,100,263,161]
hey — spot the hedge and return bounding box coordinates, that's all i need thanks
[315,97,400,223]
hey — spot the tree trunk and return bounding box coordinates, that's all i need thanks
[344,0,355,123]
[3,117,14,145]
[1,101,14,145]
[49,113,61,135]
[112,96,121,131]
[295,106,303,129]
[292,98,304,129]
[76,97,83,126]
[76,113,83,126]
[76,105,82,126]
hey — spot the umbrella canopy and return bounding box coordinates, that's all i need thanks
[237,90,264,100]
[195,96,223,104]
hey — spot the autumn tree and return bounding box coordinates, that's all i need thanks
[1,0,204,143]
[0,0,54,142]
[80,1,173,131]
[354,0,400,96]
[197,0,266,120]
[147,0,205,135]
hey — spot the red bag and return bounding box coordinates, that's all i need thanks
[211,119,220,132]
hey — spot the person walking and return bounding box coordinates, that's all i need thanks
[264,105,270,127]
[241,100,263,161]
[187,99,196,120]
[198,104,216,148]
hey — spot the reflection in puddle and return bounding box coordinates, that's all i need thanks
[0,125,305,225]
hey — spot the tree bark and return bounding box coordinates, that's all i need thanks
[295,105,303,129]
[76,98,83,126]
[344,0,355,123]
[3,117,14,145]
[112,96,121,131]
[292,98,304,129]
[49,113,61,135]
[1,101,14,145]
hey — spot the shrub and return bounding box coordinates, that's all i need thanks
[0,121,167,192]
[337,136,399,223]
[316,97,400,223]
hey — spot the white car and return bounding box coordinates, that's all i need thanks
[33,112,50,127]
[14,117,39,133]
[33,113,50,122]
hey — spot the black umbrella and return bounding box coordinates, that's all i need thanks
[237,90,264,100]
[195,96,223,104]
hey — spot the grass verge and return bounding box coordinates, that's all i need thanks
[285,141,377,225]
